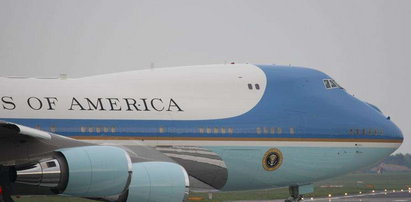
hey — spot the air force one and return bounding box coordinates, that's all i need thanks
[0,64,403,202]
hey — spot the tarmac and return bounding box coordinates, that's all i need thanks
[308,191,411,202]
[228,190,411,202]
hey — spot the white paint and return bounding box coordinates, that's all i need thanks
[156,147,219,156]
[162,153,227,168]
[0,64,266,120]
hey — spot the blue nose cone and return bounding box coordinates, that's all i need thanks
[386,119,404,143]
[369,108,403,145]
[348,101,403,145]
[370,109,404,150]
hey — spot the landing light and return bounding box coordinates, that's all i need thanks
[372,190,375,193]
[328,194,332,197]
[359,191,362,194]
[384,189,387,192]
[310,197,314,200]
[401,189,404,192]
[344,193,348,196]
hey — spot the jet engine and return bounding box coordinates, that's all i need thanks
[124,162,190,202]
[14,146,190,202]
[15,146,132,197]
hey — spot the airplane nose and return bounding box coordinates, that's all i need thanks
[386,119,404,146]
[398,127,404,142]
[394,123,404,143]
[366,103,403,144]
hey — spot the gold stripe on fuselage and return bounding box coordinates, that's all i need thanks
[71,136,403,143]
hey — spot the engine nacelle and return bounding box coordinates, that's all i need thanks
[15,146,132,197]
[15,147,189,201]
[126,162,190,202]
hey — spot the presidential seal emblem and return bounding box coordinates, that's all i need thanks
[262,148,283,171]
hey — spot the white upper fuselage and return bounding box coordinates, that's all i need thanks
[0,64,266,120]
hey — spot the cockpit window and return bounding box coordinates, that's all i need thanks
[330,80,337,88]
[323,79,331,89]
[323,79,343,89]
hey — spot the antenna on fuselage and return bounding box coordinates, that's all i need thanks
[59,74,68,80]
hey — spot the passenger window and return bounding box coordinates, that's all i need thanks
[159,127,165,133]
[270,127,275,134]
[277,128,282,134]
[256,127,262,134]
[263,127,268,134]
[248,84,253,90]
[213,127,219,133]
[349,129,354,135]
[96,127,101,133]
[221,128,226,134]
[255,84,260,90]
[228,128,233,134]
[199,128,205,134]
[88,127,94,133]
[290,128,295,135]
[50,126,57,133]
[103,127,109,133]
[206,128,211,134]
[111,127,116,133]
[81,127,86,133]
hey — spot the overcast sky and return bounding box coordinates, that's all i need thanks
[0,0,410,153]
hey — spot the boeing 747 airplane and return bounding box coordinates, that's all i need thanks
[0,64,403,202]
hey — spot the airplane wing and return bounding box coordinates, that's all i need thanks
[0,122,91,166]
[0,123,192,202]
[0,122,51,140]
